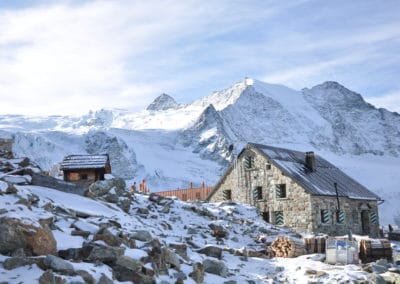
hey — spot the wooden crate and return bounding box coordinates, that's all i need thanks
[303,236,327,254]
[359,239,392,263]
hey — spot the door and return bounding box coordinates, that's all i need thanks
[361,210,370,235]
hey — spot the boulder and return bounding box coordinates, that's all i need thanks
[3,257,40,270]
[118,197,131,213]
[82,243,125,264]
[39,270,66,284]
[365,273,387,284]
[115,255,143,271]
[130,230,153,242]
[203,259,228,277]
[189,262,204,283]
[87,178,127,198]
[0,217,57,256]
[93,228,122,247]
[43,255,75,275]
[380,272,400,284]
[161,247,181,270]
[197,245,223,259]
[169,243,188,260]
[87,180,114,197]
[208,223,228,239]
[98,274,114,284]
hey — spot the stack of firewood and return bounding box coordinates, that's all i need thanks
[270,237,307,258]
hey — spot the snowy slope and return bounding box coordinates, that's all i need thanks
[1,78,400,224]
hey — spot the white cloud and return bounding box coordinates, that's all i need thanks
[0,0,399,115]
[366,91,400,113]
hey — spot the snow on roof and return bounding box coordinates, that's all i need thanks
[60,154,109,170]
[250,143,381,200]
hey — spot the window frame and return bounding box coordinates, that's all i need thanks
[275,184,287,199]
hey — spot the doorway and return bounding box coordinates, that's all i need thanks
[361,210,370,235]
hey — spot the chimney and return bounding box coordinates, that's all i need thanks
[305,151,316,172]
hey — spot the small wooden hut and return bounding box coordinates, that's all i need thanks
[60,154,111,182]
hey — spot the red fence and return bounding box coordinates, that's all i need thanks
[156,186,213,201]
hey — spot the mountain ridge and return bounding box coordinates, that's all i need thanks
[1,78,400,224]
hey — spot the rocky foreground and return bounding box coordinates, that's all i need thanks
[1,156,400,283]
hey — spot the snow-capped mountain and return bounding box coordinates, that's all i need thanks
[1,78,400,224]
[146,93,180,111]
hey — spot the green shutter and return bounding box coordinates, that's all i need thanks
[275,211,284,225]
[337,210,345,224]
[370,211,378,225]
[321,209,330,224]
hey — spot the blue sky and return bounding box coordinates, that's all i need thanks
[0,0,399,115]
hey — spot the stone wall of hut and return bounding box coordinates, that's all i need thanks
[209,145,380,236]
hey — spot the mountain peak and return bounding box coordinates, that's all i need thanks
[146,93,179,111]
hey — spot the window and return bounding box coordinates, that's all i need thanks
[195,192,201,200]
[336,209,345,224]
[244,156,254,169]
[182,194,187,201]
[223,190,232,201]
[253,186,263,200]
[262,211,270,223]
[80,174,88,180]
[274,211,284,225]
[320,209,330,224]
[275,184,287,198]
[266,163,271,170]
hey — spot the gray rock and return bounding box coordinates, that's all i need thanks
[371,263,389,274]
[189,262,205,283]
[137,207,150,215]
[112,265,155,283]
[44,255,74,275]
[76,270,95,284]
[208,223,228,239]
[380,272,400,284]
[203,259,228,277]
[39,270,66,284]
[366,273,387,284]
[130,230,153,242]
[104,193,119,203]
[115,255,143,271]
[82,243,125,264]
[162,247,181,269]
[58,248,83,261]
[87,179,116,197]
[169,243,188,260]
[3,257,38,270]
[93,228,122,247]
[98,273,114,284]
[197,245,223,259]
[118,197,131,213]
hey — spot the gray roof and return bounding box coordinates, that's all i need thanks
[249,143,381,200]
[60,154,109,170]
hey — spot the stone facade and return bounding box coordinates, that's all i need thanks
[208,145,380,237]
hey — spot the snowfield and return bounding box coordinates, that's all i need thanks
[1,77,400,227]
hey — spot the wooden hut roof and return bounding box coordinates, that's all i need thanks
[60,154,109,170]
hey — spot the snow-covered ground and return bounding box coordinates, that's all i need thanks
[2,181,399,283]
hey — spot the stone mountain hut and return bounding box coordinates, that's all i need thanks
[60,154,111,183]
[207,143,383,237]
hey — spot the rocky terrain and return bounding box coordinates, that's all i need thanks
[1,151,400,283]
